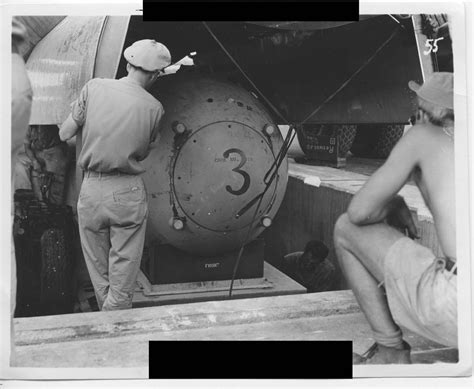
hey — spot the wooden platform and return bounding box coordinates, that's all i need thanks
[132,262,306,307]
[12,290,458,370]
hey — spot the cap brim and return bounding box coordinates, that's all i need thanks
[408,80,421,92]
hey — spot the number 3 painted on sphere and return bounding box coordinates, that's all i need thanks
[223,148,251,196]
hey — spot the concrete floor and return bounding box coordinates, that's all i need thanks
[12,290,457,368]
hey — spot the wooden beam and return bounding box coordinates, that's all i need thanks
[15,291,360,347]
[12,289,457,368]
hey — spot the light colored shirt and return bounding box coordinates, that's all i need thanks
[71,77,164,174]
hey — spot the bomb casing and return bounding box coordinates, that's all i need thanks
[142,75,289,256]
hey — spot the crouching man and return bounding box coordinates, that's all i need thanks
[334,72,456,364]
[14,125,70,204]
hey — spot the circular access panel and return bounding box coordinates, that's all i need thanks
[172,121,278,232]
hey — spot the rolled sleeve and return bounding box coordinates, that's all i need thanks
[70,81,90,126]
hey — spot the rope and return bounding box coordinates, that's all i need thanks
[228,189,267,296]
[300,25,402,124]
[229,125,296,297]
[202,22,289,125]
[203,21,403,297]
[202,22,296,297]
[264,125,296,184]
[228,125,295,296]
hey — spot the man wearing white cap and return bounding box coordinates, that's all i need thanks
[333,72,456,364]
[60,40,171,311]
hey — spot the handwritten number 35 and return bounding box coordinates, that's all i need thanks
[223,148,251,196]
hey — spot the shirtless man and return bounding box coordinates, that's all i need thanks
[333,72,456,364]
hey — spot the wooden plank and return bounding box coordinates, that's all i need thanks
[14,291,360,345]
[12,290,457,368]
[136,271,273,297]
[12,313,458,367]
[289,161,369,182]
[411,348,459,364]
[289,159,433,220]
[12,312,371,368]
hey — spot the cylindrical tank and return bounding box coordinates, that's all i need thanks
[142,75,288,256]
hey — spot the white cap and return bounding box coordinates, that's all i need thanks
[124,39,171,72]
[408,72,453,110]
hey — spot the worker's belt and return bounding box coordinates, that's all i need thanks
[84,170,131,178]
[444,257,457,275]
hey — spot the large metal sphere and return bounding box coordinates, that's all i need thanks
[143,75,288,256]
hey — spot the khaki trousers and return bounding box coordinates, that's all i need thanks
[77,173,148,311]
[384,237,457,348]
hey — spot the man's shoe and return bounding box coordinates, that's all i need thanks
[353,341,412,364]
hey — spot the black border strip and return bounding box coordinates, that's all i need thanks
[149,340,353,379]
[143,1,360,21]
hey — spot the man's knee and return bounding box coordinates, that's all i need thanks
[334,213,353,247]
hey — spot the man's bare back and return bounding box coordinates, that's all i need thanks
[411,122,455,259]
[346,120,455,258]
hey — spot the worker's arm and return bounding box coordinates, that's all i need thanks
[60,81,90,141]
[59,114,80,141]
[347,126,423,233]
